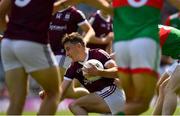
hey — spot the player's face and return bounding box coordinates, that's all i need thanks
[64,42,80,62]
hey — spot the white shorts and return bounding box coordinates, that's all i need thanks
[166,60,180,76]
[55,55,71,69]
[95,85,125,114]
[1,39,58,72]
[113,37,161,72]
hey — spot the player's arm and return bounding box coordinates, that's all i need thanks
[0,0,10,31]
[105,38,113,54]
[87,17,114,45]
[59,79,72,100]
[53,0,113,15]
[97,59,118,78]
[83,59,118,79]
[79,21,95,45]
[87,31,114,45]
[153,77,169,115]
[168,0,180,10]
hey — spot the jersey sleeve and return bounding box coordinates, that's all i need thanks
[97,49,112,65]
[64,63,76,81]
[73,9,88,26]
[164,16,171,26]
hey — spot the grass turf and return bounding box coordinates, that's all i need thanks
[0,107,179,115]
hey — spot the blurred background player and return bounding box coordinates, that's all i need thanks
[153,61,180,115]
[87,9,113,54]
[0,0,63,115]
[164,12,180,29]
[60,32,125,115]
[153,25,180,115]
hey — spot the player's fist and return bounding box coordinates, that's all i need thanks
[39,90,46,99]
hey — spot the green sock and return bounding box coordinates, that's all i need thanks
[116,112,125,115]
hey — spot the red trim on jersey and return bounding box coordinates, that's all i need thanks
[164,17,170,26]
[159,28,171,47]
[113,0,163,9]
[118,67,131,73]
[131,68,159,78]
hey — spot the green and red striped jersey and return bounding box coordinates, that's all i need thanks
[159,25,180,59]
[112,0,163,43]
[164,12,180,29]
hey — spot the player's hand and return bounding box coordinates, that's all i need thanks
[82,63,101,77]
[159,78,169,97]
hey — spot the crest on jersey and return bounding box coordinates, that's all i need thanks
[64,14,70,21]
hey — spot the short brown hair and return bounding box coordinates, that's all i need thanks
[62,32,85,47]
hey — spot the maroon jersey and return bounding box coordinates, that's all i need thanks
[4,0,55,44]
[64,49,115,92]
[48,7,87,55]
[87,10,113,50]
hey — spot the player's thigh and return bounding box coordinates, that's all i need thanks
[73,93,111,114]
[1,39,28,96]
[117,72,133,101]
[5,67,28,98]
[95,85,125,114]
[130,38,160,101]
[133,73,157,102]
[30,66,60,93]
[114,41,132,100]
[12,41,61,92]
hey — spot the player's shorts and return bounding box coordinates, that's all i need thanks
[1,39,58,72]
[166,60,180,76]
[95,85,125,114]
[113,37,161,72]
[55,55,71,69]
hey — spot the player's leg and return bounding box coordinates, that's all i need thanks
[125,38,160,114]
[1,39,28,115]
[69,85,125,115]
[156,72,170,95]
[14,41,61,115]
[5,68,28,115]
[153,77,169,115]
[162,63,180,115]
[69,93,110,115]
[114,41,132,102]
[153,61,178,115]
[30,66,60,114]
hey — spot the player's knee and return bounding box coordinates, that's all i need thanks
[46,89,60,101]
